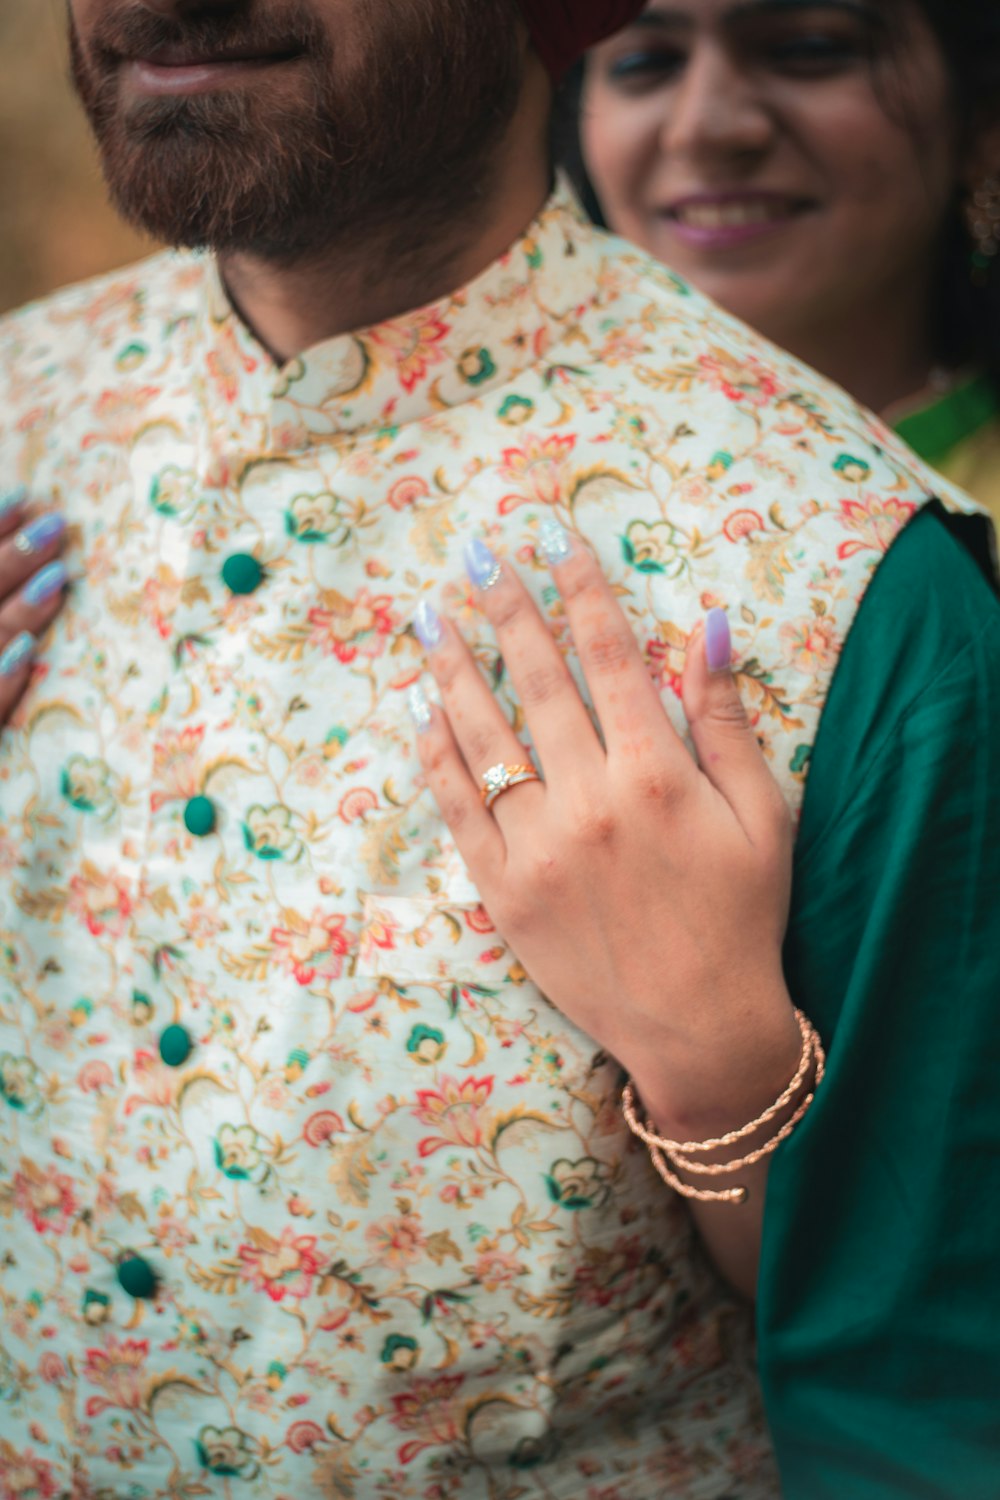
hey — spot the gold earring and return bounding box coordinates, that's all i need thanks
[966,175,1000,285]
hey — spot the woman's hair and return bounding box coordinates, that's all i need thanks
[557,0,1000,386]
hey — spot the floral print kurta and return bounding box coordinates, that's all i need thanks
[0,185,980,1499]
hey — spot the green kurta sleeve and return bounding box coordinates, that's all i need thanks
[758,503,1000,1499]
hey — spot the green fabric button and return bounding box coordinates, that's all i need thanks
[222,553,264,595]
[184,796,216,837]
[117,1254,157,1300]
[159,1024,193,1068]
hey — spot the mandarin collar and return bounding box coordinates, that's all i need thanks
[193,180,601,456]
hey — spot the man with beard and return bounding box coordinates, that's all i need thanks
[0,2,997,1497]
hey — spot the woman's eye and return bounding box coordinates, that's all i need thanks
[606,48,686,87]
[765,33,864,72]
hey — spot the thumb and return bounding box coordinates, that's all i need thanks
[682,610,788,842]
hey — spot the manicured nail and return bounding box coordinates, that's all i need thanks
[23,560,70,607]
[705,609,732,674]
[0,631,36,678]
[538,516,573,566]
[408,684,433,734]
[0,485,27,520]
[464,538,503,591]
[14,513,66,557]
[414,601,445,651]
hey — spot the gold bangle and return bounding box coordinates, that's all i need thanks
[622,1009,823,1155]
[621,1010,826,1206]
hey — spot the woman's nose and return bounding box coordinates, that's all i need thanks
[662,47,775,163]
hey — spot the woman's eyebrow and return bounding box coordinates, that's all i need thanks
[629,0,872,28]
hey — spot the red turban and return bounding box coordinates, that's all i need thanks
[515,0,648,79]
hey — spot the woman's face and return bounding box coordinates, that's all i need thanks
[582,0,957,355]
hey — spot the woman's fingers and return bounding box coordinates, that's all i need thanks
[0,512,67,602]
[0,486,28,543]
[0,631,37,723]
[0,560,70,652]
[413,601,546,835]
[409,684,507,884]
[682,611,792,853]
[542,522,691,773]
[462,538,602,778]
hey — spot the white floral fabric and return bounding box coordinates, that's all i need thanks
[0,184,980,1499]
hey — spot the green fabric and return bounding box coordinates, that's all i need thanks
[893,375,1000,469]
[758,504,1000,1499]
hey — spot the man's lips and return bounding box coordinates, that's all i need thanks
[121,42,305,97]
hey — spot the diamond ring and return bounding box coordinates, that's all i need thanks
[480,762,542,810]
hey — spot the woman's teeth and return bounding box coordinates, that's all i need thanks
[673,201,792,227]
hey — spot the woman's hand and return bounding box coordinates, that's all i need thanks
[410,520,800,1144]
[0,488,68,724]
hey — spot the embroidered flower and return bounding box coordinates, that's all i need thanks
[68,863,133,939]
[243,804,302,862]
[365,1213,427,1269]
[195,1424,258,1478]
[0,1444,58,1500]
[412,1076,494,1156]
[545,1157,612,1211]
[698,348,781,406]
[0,1054,43,1116]
[60,755,116,820]
[779,615,840,675]
[390,1374,466,1465]
[270,909,352,986]
[370,311,450,394]
[499,433,576,510]
[238,1228,323,1303]
[837,493,917,558]
[83,1338,149,1416]
[307,589,398,665]
[214,1124,264,1180]
[13,1162,77,1236]
[151,726,206,809]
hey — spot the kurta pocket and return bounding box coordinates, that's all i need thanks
[356,892,513,986]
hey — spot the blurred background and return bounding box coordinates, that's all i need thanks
[0,0,149,314]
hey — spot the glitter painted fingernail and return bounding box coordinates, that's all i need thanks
[0,485,27,520]
[14,513,66,557]
[23,560,70,607]
[414,601,445,651]
[408,684,433,734]
[0,631,36,678]
[464,538,503,591]
[538,516,573,566]
[705,609,733,674]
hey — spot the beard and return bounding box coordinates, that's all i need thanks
[69,0,525,264]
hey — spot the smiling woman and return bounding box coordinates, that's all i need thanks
[572,0,1000,518]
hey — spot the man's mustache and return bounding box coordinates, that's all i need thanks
[84,3,326,64]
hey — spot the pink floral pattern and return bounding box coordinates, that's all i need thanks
[0,182,980,1496]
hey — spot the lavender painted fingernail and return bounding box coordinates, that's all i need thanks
[0,485,27,519]
[408,684,433,734]
[0,631,36,678]
[538,516,573,566]
[23,560,69,607]
[14,513,66,557]
[464,538,503,590]
[705,609,733,674]
[414,601,445,651]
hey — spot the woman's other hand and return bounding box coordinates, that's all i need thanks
[0,488,68,725]
[411,520,799,1145]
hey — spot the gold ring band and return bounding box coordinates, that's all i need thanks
[481,761,542,810]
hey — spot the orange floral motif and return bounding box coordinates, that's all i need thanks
[307,590,398,664]
[270,909,352,986]
[412,1076,494,1157]
[837,494,917,559]
[365,1212,427,1268]
[370,312,450,394]
[779,616,841,675]
[13,1162,77,1236]
[83,1338,150,1416]
[151,725,206,809]
[67,863,133,938]
[498,433,576,511]
[698,349,781,407]
[390,1374,466,1465]
[238,1228,323,1303]
[0,1445,58,1500]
